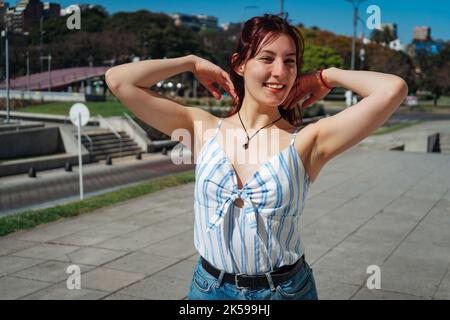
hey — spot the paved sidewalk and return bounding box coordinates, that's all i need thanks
[0,132,449,299]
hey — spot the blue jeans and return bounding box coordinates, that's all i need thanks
[188,257,319,300]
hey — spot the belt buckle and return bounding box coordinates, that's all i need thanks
[235,273,247,290]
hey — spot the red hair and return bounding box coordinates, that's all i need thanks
[228,14,306,127]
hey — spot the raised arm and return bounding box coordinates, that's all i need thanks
[314,67,408,164]
[105,55,237,149]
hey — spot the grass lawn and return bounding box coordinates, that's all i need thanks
[18,100,132,118]
[0,170,195,237]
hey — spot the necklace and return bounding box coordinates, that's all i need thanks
[238,111,283,149]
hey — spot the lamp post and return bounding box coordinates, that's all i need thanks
[1,26,10,123]
[344,0,366,105]
[26,51,30,92]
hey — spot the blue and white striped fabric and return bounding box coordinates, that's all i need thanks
[193,117,311,275]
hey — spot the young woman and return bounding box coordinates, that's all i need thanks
[105,14,408,300]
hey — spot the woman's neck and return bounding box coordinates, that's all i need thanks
[238,96,283,130]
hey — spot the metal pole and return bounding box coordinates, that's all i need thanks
[26,51,30,92]
[78,113,84,200]
[48,54,51,92]
[351,6,357,71]
[40,17,43,73]
[5,27,10,123]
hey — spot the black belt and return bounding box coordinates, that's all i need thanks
[200,255,305,289]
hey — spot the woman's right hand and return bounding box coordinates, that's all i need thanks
[192,55,239,103]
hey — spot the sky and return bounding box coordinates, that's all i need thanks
[54,0,450,45]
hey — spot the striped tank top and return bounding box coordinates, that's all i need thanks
[193,117,311,275]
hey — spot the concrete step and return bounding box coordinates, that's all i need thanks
[93,149,143,160]
[91,146,142,156]
[83,138,134,146]
[80,133,130,142]
[87,141,138,151]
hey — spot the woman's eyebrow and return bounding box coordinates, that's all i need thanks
[259,50,296,56]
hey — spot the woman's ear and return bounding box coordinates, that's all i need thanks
[232,53,244,76]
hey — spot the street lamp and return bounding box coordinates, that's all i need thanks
[1,26,10,123]
[345,0,366,105]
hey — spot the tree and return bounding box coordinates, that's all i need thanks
[302,45,344,73]
[416,42,450,105]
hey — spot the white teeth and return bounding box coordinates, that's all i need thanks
[264,83,284,89]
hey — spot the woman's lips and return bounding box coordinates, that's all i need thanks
[263,83,285,93]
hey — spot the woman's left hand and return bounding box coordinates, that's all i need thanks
[282,70,332,110]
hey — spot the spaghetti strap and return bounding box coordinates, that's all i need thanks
[290,126,302,145]
[214,118,224,136]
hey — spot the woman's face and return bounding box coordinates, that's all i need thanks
[239,33,298,108]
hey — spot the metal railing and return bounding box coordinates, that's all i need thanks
[97,114,123,159]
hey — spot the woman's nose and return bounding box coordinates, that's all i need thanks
[271,58,288,77]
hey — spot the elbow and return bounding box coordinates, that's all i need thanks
[105,68,121,94]
[387,77,408,106]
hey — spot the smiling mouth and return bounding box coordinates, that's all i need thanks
[263,83,286,92]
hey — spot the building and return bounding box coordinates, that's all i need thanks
[0,1,8,27]
[413,26,431,41]
[5,0,60,34]
[380,23,398,40]
[171,13,219,31]
[409,26,442,58]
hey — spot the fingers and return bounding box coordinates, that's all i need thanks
[302,95,316,108]
[204,83,221,99]
[220,72,239,103]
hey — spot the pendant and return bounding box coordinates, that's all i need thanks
[243,143,249,149]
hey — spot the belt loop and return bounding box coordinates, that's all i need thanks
[264,272,276,292]
[213,270,226,288]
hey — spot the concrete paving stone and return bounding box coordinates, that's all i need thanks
[313,276,361,300]
[352,288,428,300]
[186,253,200,262]
[10,220,96,243]
[11,243,81,261]
[50,229,122,247]
[0,255,45,276]
[383,195,437,216]
[0,238,38,256]
[151,214,194,233]
[102,293,147,300]
[66,247,129,266]
[434,267,450,300]
[302,243,331,265]
[299,207,330,227]
[11,260,95,283]
[404,180,450,201]
[297,193,350,215]
[103,252,179,276]
[155,259,197,281]
[94,225,185,251]
[20,282,109,300]
[390,238,450,266]
[124,209,183,227]
[379,254,448,298]
[80,267,146,292]
[311,248,385,287]
[82,221,143,237]
[0,276,52,300]
[349,211,421,243]
[120,273,191,300]
[140,229,196,259]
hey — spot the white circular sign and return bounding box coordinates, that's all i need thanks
[69,103,90,127]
